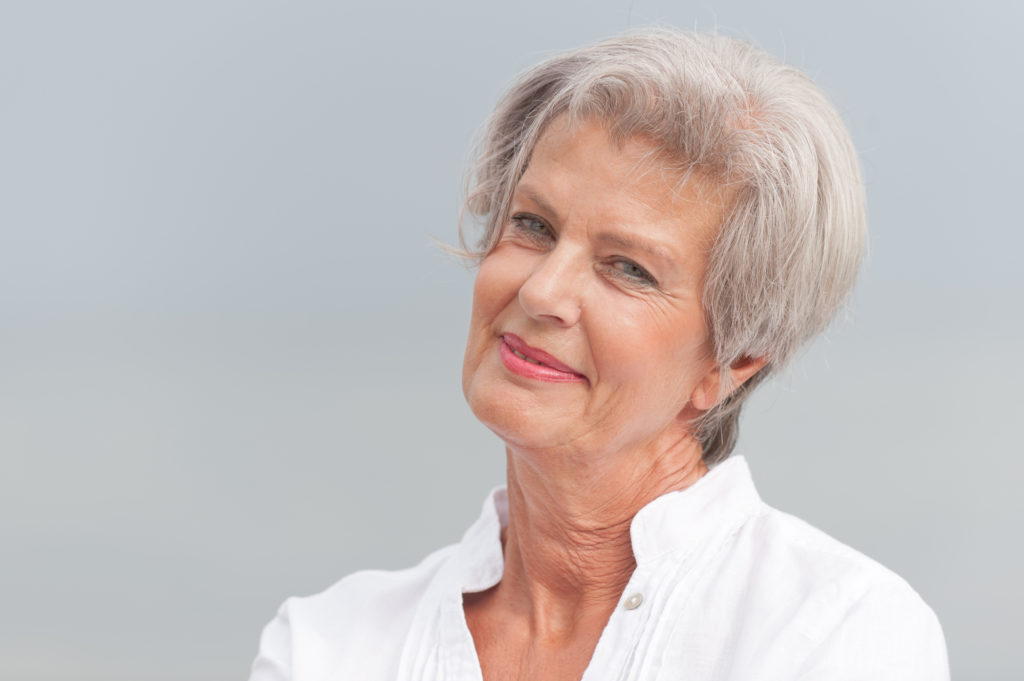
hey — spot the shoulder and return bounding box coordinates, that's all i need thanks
[725,505,949,679]
[749,506,931,606]
[286,543,455,636]
[744,506,908,590]
[248,544,457,681]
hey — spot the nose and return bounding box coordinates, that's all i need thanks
[518,247,585,327]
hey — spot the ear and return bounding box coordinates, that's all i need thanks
[689,356,768,411]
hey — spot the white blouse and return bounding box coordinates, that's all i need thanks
[248,456,949,680]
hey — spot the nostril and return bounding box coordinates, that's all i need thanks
[519,281,581,328]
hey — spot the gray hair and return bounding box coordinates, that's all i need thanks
[459,29,866,464]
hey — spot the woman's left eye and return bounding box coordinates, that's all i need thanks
[609,259,657,287]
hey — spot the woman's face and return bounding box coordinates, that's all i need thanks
[462,115,732,463]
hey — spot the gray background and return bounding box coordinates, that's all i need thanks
[1,1,1020,679]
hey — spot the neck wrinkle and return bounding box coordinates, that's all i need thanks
[496,436,708,640]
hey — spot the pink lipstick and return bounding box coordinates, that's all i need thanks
[499,333,587,383]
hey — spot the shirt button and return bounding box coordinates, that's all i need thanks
[623,592,643,610]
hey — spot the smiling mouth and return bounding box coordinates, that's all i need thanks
[510,347,547,366]
[499,333,587,383]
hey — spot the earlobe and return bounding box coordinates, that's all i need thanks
[688,372,720,409]
[689,370,722,412]
[689,356,768,411]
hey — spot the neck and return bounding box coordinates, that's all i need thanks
[496,434,708,639]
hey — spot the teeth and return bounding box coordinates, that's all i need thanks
[512,348,545,366]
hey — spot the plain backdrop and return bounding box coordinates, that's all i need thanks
[2,1,1021,679]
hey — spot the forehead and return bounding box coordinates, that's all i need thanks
[519,114,731,247]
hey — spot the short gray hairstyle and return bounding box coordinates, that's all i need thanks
[460,29,866,464]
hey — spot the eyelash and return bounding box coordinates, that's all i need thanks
[508,213,659,288]
[509,214,553,244]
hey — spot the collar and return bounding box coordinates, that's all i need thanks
[628,455,763,565]
[453,456,763,591]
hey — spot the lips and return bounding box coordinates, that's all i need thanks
[499,333,587,383]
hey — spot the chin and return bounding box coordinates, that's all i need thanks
[464,376,565,453]
[466,377,527,442]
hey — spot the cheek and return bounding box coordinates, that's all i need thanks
[471,263,499,315]
[589,304,712,402]
[470,251,522,325]
[462,256,517,389]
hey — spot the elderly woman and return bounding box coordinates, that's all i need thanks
[249,30,948,680]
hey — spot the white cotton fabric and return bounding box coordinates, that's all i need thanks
[248,456,949,681]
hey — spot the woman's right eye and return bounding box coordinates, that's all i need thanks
[510,214,554,243]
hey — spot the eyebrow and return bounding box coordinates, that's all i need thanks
[594,232,675,262]
[516,186,564,225]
